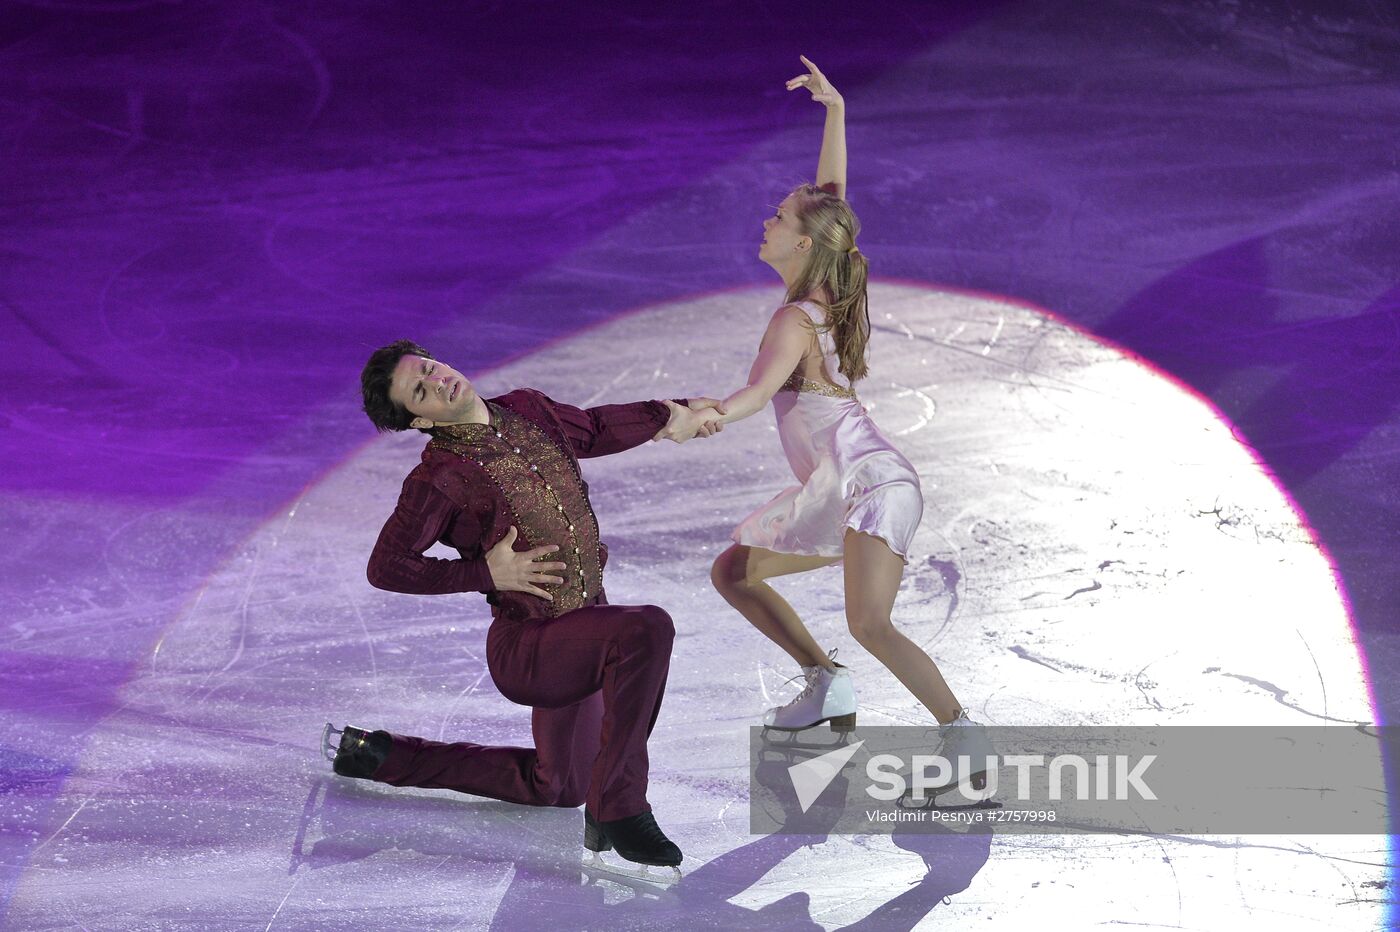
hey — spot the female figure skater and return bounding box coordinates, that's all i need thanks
[709,57,990,790]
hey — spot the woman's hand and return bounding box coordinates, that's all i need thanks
[654,400,724,443]
[788,55,847,198]
[786,55,843,110]
[688,397,727,433]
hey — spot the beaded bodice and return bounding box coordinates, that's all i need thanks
[430,404,602,616]
[777,371,857,400]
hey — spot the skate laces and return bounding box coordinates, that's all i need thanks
[778,664,823,707]
[776,650,842,709]
[630,813,669,847]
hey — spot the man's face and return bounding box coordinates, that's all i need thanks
[388,354,478,427]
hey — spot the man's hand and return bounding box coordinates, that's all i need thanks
[485,526,566,601]
[655,399,725,443]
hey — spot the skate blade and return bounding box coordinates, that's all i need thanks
[898,794,1002,813]
[898,780,1002,812]
[581,850,682,888]
[759,725,854,752]
[320,722,343,762]
[760,718,856,737]
[762,711,855,731]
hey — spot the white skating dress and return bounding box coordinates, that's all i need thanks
[732,301,924,561]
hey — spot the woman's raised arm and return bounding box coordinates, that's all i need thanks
[787,55,846,200]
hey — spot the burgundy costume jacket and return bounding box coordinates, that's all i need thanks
[366,389,672,623]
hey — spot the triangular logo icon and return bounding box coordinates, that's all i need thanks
[787,740,864,813]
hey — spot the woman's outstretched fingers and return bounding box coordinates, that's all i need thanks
[787,56,820,90]
[787,56,839,107]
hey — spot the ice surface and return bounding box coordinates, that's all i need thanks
[4,1,1398,927]
[4,286,1380,929]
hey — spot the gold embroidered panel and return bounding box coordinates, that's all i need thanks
[430,405,602,616]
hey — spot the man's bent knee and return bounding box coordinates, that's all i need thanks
[624,604,674,647]
[638,603,673,630]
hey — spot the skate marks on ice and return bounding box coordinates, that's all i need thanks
[3,285,1378,929]
[447,282,1380,927]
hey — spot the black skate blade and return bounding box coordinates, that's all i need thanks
[759,724,855,752]
[897,787,1002,813]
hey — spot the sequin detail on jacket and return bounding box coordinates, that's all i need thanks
[430,406,603,616]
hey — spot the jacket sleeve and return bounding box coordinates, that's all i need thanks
[366,471,495,594]
[535,391,679,458]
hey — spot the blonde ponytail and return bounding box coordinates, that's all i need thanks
[783,184,870,382]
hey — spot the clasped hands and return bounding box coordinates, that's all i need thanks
[653,398,727,444]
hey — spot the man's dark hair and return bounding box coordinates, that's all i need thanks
[361,339,433,432]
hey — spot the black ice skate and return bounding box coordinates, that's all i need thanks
[321,723,390,779]
[582,809,683,886]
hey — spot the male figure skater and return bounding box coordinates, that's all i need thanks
[325,339,720,883]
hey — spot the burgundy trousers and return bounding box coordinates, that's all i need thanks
[371,602,673,822]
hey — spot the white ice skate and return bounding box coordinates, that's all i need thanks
[761,649,857,737]
[899,712,1000,811]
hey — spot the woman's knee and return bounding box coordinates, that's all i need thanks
[710,545,750,594]
[847,612,895,646]
[711,548,744,590]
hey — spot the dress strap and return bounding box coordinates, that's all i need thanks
[786,300,855,393]
[792,300,824,328]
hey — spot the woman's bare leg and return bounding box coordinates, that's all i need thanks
[842,529,962,724]
[711,544,842,669]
